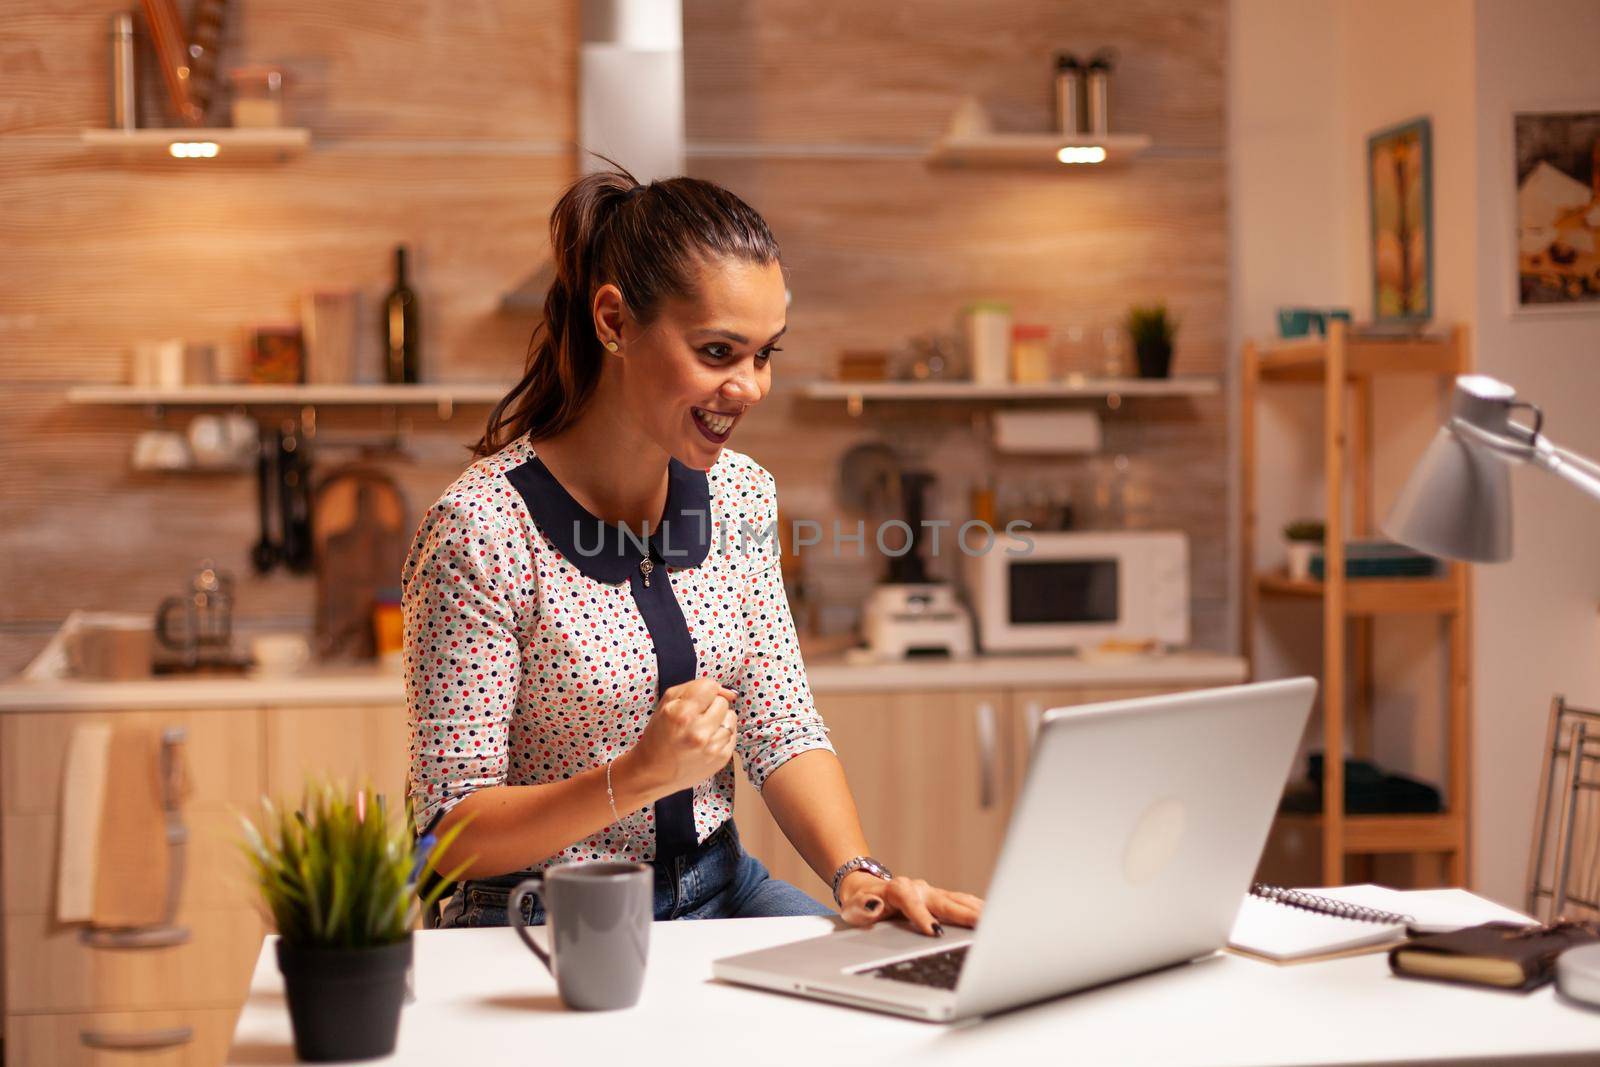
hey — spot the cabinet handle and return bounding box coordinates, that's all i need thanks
[975,702,998,809]
[81,1025,194,1050]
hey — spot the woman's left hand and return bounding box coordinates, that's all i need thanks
[837,872,983,937]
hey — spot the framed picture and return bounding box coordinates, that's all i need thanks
[1368,116,1433,324]
[1514,109,1600,312]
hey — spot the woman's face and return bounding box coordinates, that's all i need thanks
[601,257,786,471]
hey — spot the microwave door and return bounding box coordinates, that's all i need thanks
[1006,557,1123,649]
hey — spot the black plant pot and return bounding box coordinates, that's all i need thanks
[1135,338,1174,379]
[276,936,411,1062]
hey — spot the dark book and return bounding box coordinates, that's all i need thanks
[1389,921,1600,992]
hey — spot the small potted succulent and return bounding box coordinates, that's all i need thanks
[237,783,469,1062]
[1283,519,1326,581]
[1125,302,1178,379]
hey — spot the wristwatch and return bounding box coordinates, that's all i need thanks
[831,856,893,908]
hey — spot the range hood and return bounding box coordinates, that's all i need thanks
[500,0,685,313]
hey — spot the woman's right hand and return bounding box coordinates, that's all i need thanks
[619,677,737,799]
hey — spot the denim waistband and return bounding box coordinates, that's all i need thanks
[456,819,740,921]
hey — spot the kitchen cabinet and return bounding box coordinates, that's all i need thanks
[263,702,410,809]
[0,696,409,1066]
[0,707,262,1066]
[734,680,1226,909]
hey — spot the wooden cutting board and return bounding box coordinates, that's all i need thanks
[312,466,409,661]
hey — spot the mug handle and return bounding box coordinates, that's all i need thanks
[508,876,552,972]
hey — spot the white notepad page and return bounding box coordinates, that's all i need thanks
[1228,893,1405,961]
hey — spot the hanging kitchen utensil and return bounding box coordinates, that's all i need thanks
[276,421,316,574]
[251,426,280,574]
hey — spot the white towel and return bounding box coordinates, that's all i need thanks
[56,722,113,923]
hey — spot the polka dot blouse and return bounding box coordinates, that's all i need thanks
[402,432,833,869]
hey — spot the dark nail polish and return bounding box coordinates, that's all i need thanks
[864,899,881,912]
[932,922,945,937]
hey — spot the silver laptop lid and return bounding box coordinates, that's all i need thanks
[952,677,1315,1018]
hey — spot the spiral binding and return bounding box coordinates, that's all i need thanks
[1250,883,1416,927]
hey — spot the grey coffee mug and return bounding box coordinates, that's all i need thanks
[508,862,652,1011]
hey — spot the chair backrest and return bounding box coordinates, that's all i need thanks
[1527,695,1600,922]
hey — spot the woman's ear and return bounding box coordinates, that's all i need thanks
[592,283,627,354]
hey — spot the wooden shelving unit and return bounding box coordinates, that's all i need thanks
[804,376,1218,414]
[1241,321,1472,885]
[926,131,1152,169]
[67,382,504,419]
[80,127,311,163]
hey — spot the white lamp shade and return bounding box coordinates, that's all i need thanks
[1382,425,1513,562]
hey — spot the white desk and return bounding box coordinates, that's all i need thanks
[228,917,1600,1066]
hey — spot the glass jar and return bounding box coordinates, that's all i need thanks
[1010,324,1051,384]
[229,65,285,128]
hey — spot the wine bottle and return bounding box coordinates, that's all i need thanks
[383,245,419,384]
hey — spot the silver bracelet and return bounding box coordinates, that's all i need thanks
[605,758,622,824]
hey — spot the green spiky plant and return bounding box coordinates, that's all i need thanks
[237,781,472,948]
[1124,302,1178,349]
[1283,519,1326,543]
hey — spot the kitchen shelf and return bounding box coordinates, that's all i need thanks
[804,376,1218,407]
[1256,333,1463,382]
[67,383,504,419]
[80,127,311,163]
[927,132,1151,169]
[1256,573,1462,615]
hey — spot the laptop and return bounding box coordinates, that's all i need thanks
[713,677,1316,1021]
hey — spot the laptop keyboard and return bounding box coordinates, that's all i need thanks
[863,945,970,991]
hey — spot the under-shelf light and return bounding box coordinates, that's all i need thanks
[168,141,220,159]
[1057,145,1108,165]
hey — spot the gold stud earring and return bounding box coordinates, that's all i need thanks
[606,341,619,353]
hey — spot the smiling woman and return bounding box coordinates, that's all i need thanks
[405,166,982,936]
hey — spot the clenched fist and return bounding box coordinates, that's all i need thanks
[620,677,738,799]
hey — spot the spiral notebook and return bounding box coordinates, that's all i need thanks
[1227,883,1535,963]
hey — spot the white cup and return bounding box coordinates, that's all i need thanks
[250,633,311,676]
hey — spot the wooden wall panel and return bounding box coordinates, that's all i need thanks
[0,0,1231,676]
[684,0,1224,149]
[0,0,577,141]
[0,145,563,384]
[694,155,1227,378]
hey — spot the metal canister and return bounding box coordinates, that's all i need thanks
[109,12,137,130]
[1086,49,1116,135]
[1053,53,1083,135]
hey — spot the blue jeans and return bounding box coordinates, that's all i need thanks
[438,820,834,928]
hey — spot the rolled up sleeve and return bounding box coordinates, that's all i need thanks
[402,498,526,835]
[733,468,833,791]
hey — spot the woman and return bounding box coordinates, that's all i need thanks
[404,168,982,936]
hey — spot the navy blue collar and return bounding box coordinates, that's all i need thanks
[505,454,712,584]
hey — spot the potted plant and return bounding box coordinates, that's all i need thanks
[1283,519,1325,581]
[1125,302,1178,379]
[237,783,469,1062]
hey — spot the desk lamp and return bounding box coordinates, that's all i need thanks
[1383,375,1600,562]
[1385,373,1600,1008]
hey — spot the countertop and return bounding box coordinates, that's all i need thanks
[228,918,1600,1066]
[0,651,1247,713]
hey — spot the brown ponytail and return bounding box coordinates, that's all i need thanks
[470,165,782,458]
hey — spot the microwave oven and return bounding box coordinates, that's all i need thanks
[964,531,1189,653]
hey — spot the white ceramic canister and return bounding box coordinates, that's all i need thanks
[964,301,1012,386]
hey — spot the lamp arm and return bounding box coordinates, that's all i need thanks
[1533,437,1600,505]
[1550,442,1600,484]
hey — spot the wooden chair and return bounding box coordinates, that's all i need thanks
[1527,695,1600,921]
